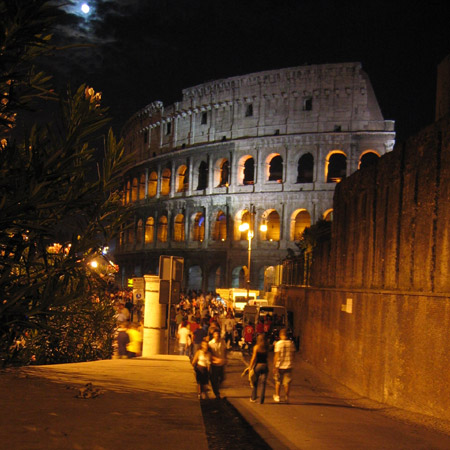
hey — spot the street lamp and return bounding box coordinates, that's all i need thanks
[239,206,267,301]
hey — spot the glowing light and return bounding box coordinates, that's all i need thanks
[90,261,98,269]
[81,3,90,14]
[239,222,249,232]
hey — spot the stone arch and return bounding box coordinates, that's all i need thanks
[235,209,251,240]
[148,171,158,197]
[323,209,333,221]
[173,213,185,241]
[290,209,311,241]
[261,265,275,292]
[325,150,347,183]
[187,265,202,291]
[192,212,205,241]
[136,219,143,247]
[261,209,280,241]
[157,215,168,242]
[297,153,314,183]
[237,155,255,185]
[145,217,154,244]
[212,210,227,241]
[207,265,223,291]
[231,265,246,289]
[214,158,230,187]
[176,165,188,192]
[161,167,171,196]
[359,150,380,169]
[125,180,131,204]
[197,161,208,190]
[127,219,135,246]
[131,177,138,202]
[266,153,283,182]
[139,173,146,200]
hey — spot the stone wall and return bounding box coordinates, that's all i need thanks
[280,116,450,421]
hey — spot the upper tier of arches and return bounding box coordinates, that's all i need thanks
[123,148,381,203]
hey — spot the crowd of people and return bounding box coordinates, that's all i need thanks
[113,289,296,403]
[172,291,296,403]
[113,290,144,359]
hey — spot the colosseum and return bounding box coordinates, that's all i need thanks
[116,62,395,294]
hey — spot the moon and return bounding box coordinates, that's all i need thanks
[81,3,90,14]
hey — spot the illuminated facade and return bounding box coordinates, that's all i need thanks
[116,62,395,292]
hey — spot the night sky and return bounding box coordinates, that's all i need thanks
[53,0,450,142]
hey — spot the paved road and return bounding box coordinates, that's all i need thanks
[221,351,450,450]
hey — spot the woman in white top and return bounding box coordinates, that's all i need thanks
[191,340,211,399]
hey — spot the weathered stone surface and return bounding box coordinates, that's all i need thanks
[117,63,394,291]
[281,117,450,422]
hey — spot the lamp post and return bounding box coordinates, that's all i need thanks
[239,205,268,301]
[238,222,253,301]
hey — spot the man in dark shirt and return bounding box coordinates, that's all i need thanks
[192,319,208,355]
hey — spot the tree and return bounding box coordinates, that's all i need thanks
[0,0,131,365]
[294,219,332,255]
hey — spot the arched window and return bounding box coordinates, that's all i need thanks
[139,174,146,199]
[323,209,333,222]
[161,168,171,196]
[145,217,154,244]
[131,177,138,202]
[197,161,208,190]
[326,152,347,183]
[212,211,227,241]
[261,210,280,241]
[239,210,251,240]
[193,213,205,241]
[122,183,128,205]
[268,155,283,181]
[359,151,380,170]
[173,214,185,241]
[157,215,168,242]
[148,171,158,197]
[219,160,229,187]
[136,219,143,246]
[297,153,314,183]
[243,158,254,185]
[177,165,188,192]
[291,210,311,241]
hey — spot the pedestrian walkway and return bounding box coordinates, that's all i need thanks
[0,356,207,450]
[222,351,450,450]
[2,351,450,450]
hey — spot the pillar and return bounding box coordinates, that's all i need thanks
[142,275,167,356]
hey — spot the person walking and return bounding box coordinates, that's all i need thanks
[223,312,235,349]
[248,333,269,404]
[273,328,296,403]
[126,322,142,358]
[208,329,227,399]
[116,322,130,359]
[177,320,191,356]
[191,340,211,399]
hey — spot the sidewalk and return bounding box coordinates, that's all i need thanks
[222,351,450,450]
[2,351,450,450]
[0,356,207,450]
